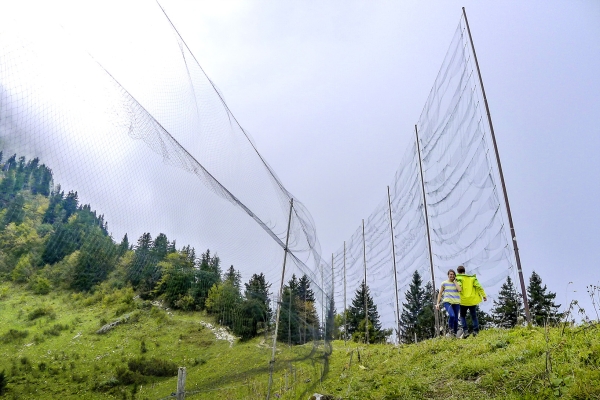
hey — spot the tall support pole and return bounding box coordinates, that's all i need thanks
[461,7,531,324]
[362,219,369,344]
[321,263,325,340]
[415,125,440,336]
[330,253,335,341]
[267,198,294,400]
[387,186,401,343]
[343,241,347,345]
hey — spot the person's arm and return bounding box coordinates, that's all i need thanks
[474,278,487,301]
[435,283,445,309]
[454,279,462,292]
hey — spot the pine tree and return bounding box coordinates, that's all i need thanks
[399,271,436,343]
[527,271,561,326]
[491,276,523,328]
[244,273,272,327]
[418,281,437,340]
[347,280,384,343]
[118,233,129,256]
[223,265,242,290]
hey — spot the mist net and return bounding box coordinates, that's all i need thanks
[331,14,518,343]
[0,4,334,396]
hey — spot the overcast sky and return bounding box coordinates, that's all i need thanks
[155,0,600,315]
[3,0,600,318]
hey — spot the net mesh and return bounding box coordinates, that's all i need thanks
[0,4,334,395]
[1,4,520,394]
[332,16,518,343]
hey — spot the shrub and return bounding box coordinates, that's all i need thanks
[31,276,51,295]
[1,329,29,343]
[27,306,55,321]
[127,357,178,377]
[43,324,69,337]
[115,366,145,385]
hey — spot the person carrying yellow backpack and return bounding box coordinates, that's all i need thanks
[455,265,487,338]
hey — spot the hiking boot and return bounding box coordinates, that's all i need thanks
[472,331,478,338]
[462,332,470,339]
[456,329,464,339]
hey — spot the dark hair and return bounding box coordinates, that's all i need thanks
[457,265,465,274]
[447,269,456,276]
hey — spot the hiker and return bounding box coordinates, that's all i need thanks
[435,269,462,337]
[455,265,487,338]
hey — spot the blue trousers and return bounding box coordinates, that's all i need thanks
[460,305,479,333]
[443,302,460,334]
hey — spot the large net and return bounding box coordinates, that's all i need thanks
[1,3,521,396]
[0,3,334,397]
[331,14,519,343]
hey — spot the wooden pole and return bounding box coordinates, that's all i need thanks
[362,219,369,344]
[461,7,531,324]
[176,367,186,400]
[415,125,440,336]
[343,241,347,344]
[321,262,325,340]
[387,186,401,343]
[331,253,335,341]
[267,198,294,400]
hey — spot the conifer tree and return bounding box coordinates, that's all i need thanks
[527,271,561,325]
[118,233,129,256]
[491,276,523,328]
[399,271,436,342]
[347,280,384,343]
[223,265,242,290]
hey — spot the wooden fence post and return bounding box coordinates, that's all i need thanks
[176,367,186,400]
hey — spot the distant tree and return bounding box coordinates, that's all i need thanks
[153,252,195,308]
[325,295,336,341]
[118,233,129,256]
[491,276,523,328]
[1,193,26,227]
[62,191,79,222]
[42,187,64,225]
[126,233,155,293]
[190,249,221,310]
[223,265,242,291]
[347,280,385,343]
[418,281,437,340]
[0,170,16,208]
[527,271,562,326]
[71,228,117,292]
[152,233,169,262]
[297,274,315,302]
[11,254,33,283]
[237,273,272,339]
[399,270,435,343]
[206,280,242,329]
[278,280,301,345]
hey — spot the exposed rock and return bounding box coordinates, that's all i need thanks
[96,314,130,334]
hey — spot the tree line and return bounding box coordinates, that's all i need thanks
[0,152,563,345]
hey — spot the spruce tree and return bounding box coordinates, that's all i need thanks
[399,271,435,343]
[491,276,523,328]
[347,280,384,343]
[527,271,561,325]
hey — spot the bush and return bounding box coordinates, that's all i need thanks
[26,306,55,321]
[127,357,178,377]
[0,370,6,395]
[31,276,51,295]
[43,324,69,337]
[1,329,29,343]
[115,366,145,385]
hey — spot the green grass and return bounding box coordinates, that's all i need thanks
[1,282,599,399]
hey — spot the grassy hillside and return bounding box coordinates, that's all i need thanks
[1,282,599,399]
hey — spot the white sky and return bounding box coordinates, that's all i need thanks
[2,0,600,318]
